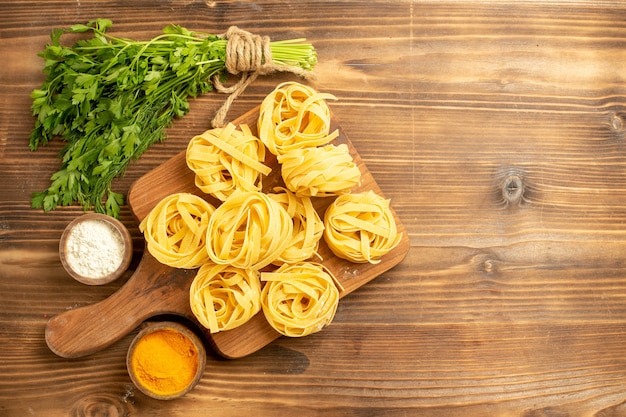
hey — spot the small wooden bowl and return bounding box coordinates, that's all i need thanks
[126,321,206,400]
[59,213,133,285]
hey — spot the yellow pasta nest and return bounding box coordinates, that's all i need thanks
[277,143,361,197]
[324,190,402,264]
[206,191,293,270]
[139,193,216,269]
[186,123,271,202]
[189,263,261,333]
[258,81,339,156]
[267,187,324,265]
[261,262,341,337]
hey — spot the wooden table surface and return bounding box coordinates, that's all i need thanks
[2,1,626,416]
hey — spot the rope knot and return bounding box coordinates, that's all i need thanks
[210,26,315,128]
[223,26,273,75]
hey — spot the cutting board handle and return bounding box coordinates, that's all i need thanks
[45,254,194,359]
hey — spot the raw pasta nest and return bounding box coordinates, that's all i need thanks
[258,81,339,156]
[189,263,261,333]
[139,193,216,269]
[261,262,341,337]
[186,123,271,202]
[278,143,361,197]
[267,187,324,265]
[206,191,293,270]
[324,190,402,264]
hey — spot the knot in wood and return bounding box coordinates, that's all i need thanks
[223,26,272,75]
[610,113,623,132]
[70,394,129,417]
[502,174,524,206]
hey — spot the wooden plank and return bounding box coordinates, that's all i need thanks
[3,1,626,415]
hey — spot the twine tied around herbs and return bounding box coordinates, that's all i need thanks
[210,26,316,128]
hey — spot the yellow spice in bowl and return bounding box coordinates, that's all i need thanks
[127,323,205,400]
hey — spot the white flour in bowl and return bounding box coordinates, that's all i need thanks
[64,219,125,279]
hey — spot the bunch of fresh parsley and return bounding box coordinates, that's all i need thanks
[29,18,317,217]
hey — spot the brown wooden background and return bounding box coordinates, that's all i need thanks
[2,1,626,416]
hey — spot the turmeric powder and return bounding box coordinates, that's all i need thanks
[128,327,200,398]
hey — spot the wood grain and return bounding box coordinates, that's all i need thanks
[2,1,626,416]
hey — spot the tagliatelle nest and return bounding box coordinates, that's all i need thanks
[323,190,402,264]
[205,191,293,270]
[139,193,216,269]
[278,144,361,197]
[186,123,271,202]
[257,81,338,156]
[260,262,341,337]
[267,187,324,265]
[189,263,261,333]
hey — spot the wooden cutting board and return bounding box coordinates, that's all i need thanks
[45,106,410,359]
